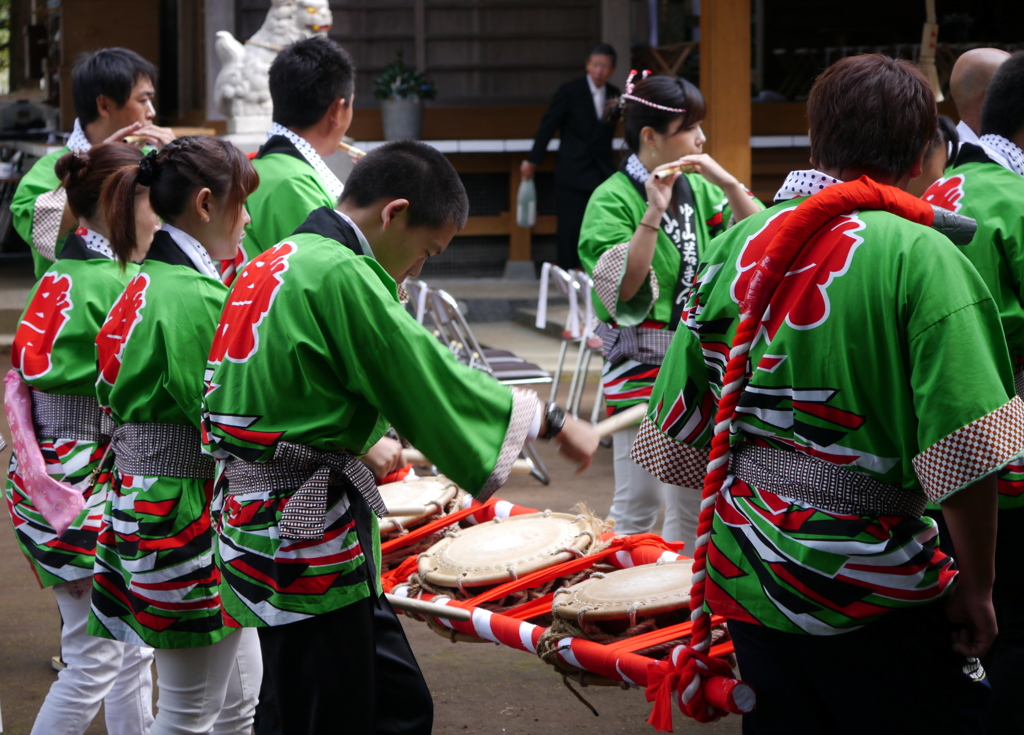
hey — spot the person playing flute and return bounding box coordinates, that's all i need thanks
[11,48,174,279]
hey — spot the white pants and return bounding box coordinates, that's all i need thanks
[31,579,155,735]
[610,425,703,555]
[150,626,262,735]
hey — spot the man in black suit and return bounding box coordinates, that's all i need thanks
[521,43,619,270]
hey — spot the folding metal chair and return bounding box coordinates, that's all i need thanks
[535,265,605,419]
[404,278,430,325]
[425,288,553,483]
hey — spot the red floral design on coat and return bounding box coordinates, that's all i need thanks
[14,272,74,380]
[209,242,296,365]
[922,175,966,214]
[732,208,865,341]
[96,274,151,387]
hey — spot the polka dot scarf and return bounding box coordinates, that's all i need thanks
[66,118,92,153]
[75,226,114,260]
[267,123,345,201]
[774,169,842,203]
[979,135,1024,180]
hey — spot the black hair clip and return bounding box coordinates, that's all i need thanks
[138,149,158,186]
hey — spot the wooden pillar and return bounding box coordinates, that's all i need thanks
[699,0,751,187]
[601,0,632,91]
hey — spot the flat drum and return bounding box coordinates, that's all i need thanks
[418,511,597,589]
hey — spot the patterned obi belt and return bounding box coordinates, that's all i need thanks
[730,443,927,519]
[32,390,115,443]
[594,319,673,367]
[111,423,215,480]
[224,441,384,540]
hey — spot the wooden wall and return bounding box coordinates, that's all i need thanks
[58,0,162,127]
[237,0,603,107]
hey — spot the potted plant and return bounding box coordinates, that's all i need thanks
[374,49,437,140]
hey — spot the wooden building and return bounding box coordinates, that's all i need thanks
[6,0,1023,276]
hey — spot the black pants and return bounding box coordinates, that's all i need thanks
[982,506,1024,732]
[728,603,989,735]
[555,186,592,270]
[927,505,1024,732]
[256,593,433,735]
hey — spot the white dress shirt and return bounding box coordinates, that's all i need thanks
[586,75,606,121]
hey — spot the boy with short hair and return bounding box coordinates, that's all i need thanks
[242,35,355,260]
[203,140,599,734]
[634,54,1020,732]
[12,48,173,278]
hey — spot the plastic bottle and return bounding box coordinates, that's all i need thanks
[516,178,537,228]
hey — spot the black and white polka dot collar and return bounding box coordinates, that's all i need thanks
[775,169,842,203]
[979,135,1024,179]
[66,118,92,153]
[75,227,114,259]
[624,153,651,184]
[267,123,344,200]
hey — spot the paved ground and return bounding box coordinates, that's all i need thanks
[0,317,742,734]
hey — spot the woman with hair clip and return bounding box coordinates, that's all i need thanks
[579,71,761,553]
[4,143,159,735]
[89,136,261,735]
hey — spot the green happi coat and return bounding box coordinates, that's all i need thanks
[89,229,232,649]
[11,148,72,279]
[243,136,336,260]
[633,174,1024,634]
[579,160,760,416]
[4,230,136,587]
[203,207,537,628]
[923,144,1024,508]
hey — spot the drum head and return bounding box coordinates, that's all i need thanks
[418,512,594,588]
[553,559,694,622]
[378,476,459,535]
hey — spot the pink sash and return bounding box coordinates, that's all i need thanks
[3,369,85,536]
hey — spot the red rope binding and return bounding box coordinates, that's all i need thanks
[654,177,936,731]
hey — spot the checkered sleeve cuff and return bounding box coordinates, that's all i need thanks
[32,188,67,262]
[478,387,540,502]
[592,242,659,322]
[630,415,709,489]
[913,397,1024,503]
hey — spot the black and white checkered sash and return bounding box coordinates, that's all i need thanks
[730,443,926,519]
[111,423,215,480]
[1014,371,1024,401]
[224,441,385,540]
[32,390,115,443]
[594,322,674,367]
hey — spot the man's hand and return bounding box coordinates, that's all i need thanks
[946,584,997,658]
[135,124,176,149]
[553,416,600,473]
[103,122,144,145]
[520,160,538,181]
[359,437,404,481]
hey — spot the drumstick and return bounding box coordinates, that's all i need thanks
[383,505,435,517]
[386,593,472,621]
[400,402,649,469]
[654,163,696,180]
[338,140,366,158]
[592,401,649,436]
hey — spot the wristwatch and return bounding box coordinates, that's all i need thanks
[541,402,566,440]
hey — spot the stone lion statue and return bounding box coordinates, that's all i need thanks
[214,0,333,133]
